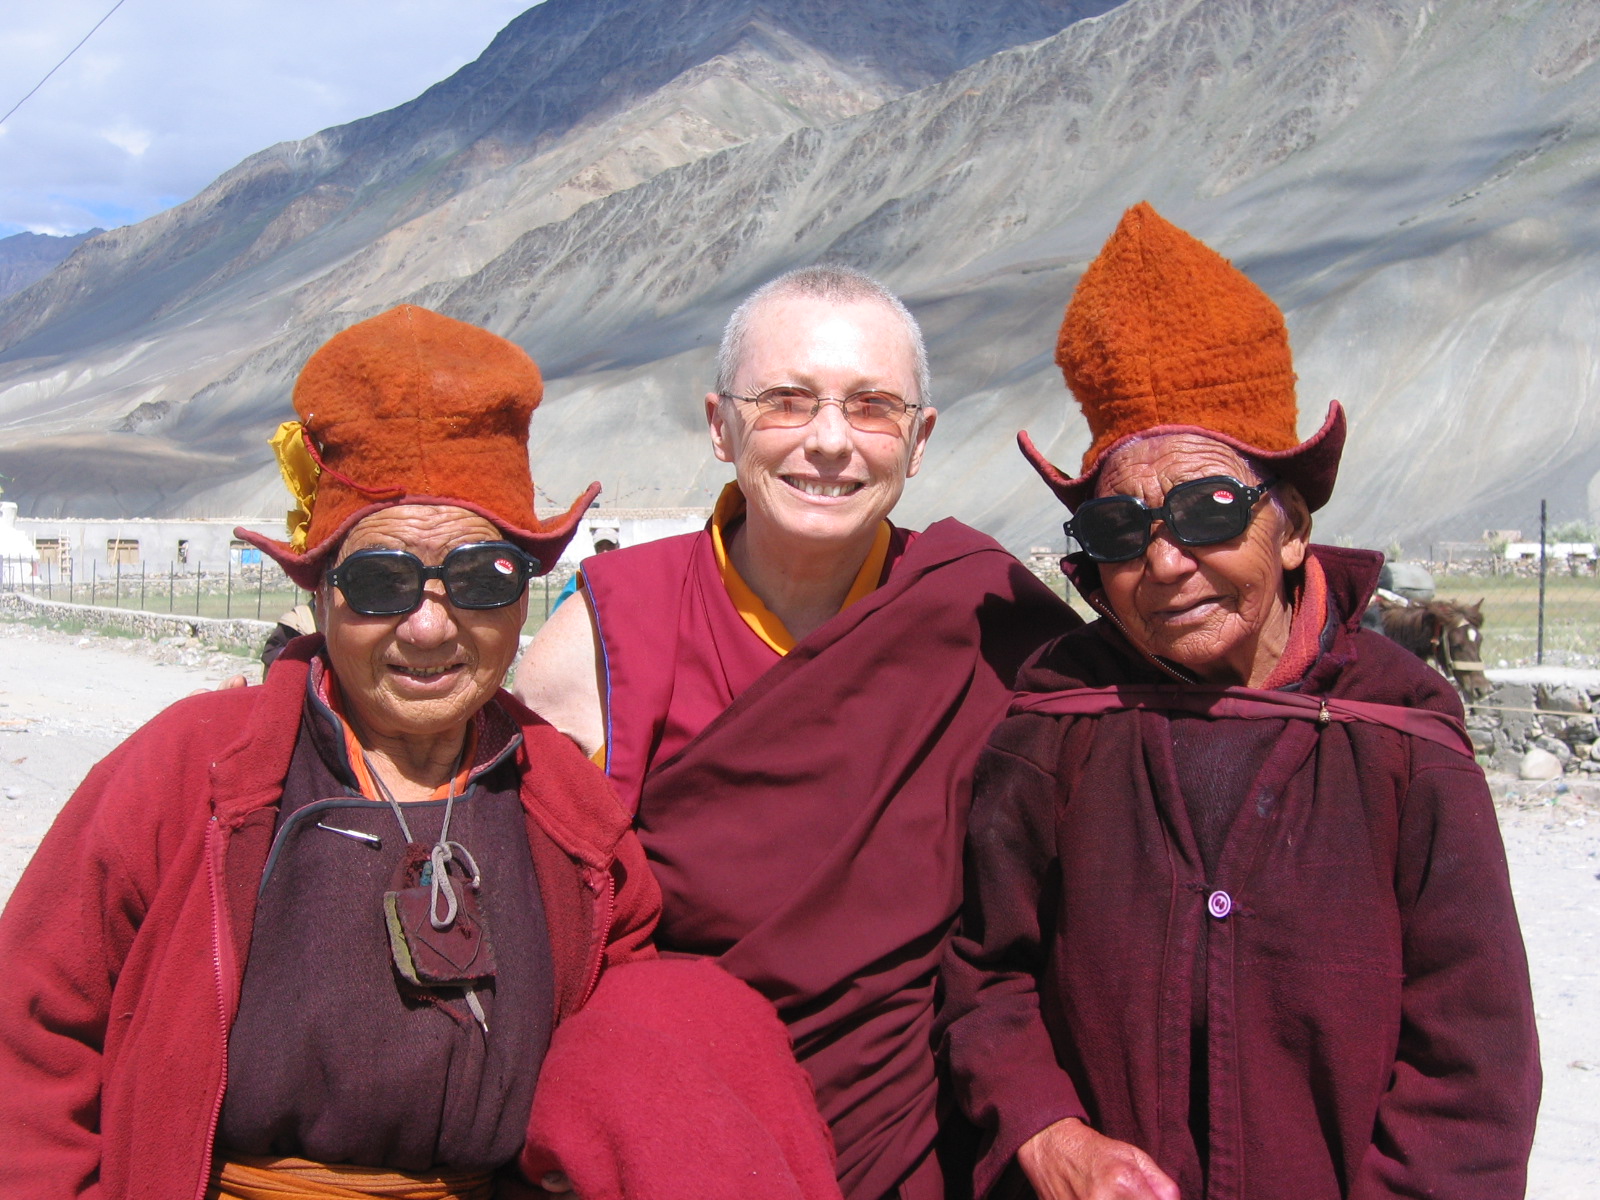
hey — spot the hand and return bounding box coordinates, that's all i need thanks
[1017,1118,1180,1200]
[187,675,250,698]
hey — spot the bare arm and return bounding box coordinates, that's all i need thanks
[513,587,607,757]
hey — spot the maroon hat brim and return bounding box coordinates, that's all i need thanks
[1019,400,1346,514]
[236,482,601,592]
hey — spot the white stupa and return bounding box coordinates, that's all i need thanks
[0,500,39,586]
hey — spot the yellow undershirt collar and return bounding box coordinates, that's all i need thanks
[709,481,891,655]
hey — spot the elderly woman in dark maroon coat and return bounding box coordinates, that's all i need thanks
[937,204,1540,1200]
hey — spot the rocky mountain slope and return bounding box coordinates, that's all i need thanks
[0,231,102,301]
[1,0,1596,556]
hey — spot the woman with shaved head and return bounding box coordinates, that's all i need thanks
[518,266,1078,1199]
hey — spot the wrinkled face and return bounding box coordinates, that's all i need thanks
[317,505,527,745]
[1094,435,1310,685]
[706,295,936,551]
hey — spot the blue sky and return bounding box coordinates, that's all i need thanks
[0,0,542,238]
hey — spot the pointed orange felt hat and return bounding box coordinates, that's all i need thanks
[236,304,599,589]
[1019,202,1344,512]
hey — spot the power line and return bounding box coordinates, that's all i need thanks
[1,0,131,129]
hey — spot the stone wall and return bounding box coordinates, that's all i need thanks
[0,591,274,650]
[1469,681,1600,780]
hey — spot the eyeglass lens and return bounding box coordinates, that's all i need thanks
[750,387,910,433]
[1069,477,1262,562]
[332,543,533,615]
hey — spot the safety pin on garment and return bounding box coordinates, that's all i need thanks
[316,820,382,848]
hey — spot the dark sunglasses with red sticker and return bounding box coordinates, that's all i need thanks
[1065,475,1276,563]
[327,541,539,616]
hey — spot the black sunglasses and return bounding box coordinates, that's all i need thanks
[326,541,540,616]
[1065,475,1275,563]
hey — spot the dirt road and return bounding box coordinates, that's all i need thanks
[0,618,1595,1195]
[0,621,256,896]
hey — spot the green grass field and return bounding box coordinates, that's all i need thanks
[33,582,308,623]
[1039,570,1600,668]
[1432,573,1600,667]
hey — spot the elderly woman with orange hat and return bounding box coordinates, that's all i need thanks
[0,306,838,1200]
[937,206,1540,1200]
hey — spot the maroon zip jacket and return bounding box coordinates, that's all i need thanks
[0,637,660,1200]
[937,545,1539,1199]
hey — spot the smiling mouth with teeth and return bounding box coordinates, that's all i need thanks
[389,664,462,678]
[783,476,862,497]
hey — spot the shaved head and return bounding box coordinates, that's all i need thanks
[716,266,930,405]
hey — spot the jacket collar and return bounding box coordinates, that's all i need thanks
[203,634,630,872]
[207,635,323,825]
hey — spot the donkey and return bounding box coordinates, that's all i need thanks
[1375,595,1489,700]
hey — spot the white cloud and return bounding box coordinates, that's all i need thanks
[0,0,543,237]
[101,124,152,158]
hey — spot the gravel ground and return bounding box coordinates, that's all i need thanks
[0,618,1595,1194]
[0,621,259,897]
[1497,788,1600,1197]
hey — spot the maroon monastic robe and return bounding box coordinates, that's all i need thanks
[584,518,1077,1200]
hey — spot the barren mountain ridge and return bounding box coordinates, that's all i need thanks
[1,0,1597,554]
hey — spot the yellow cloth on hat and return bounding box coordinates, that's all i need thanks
[269,421,321,552]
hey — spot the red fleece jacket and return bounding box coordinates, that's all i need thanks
[0,638,661,1200]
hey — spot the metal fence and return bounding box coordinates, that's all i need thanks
[1,556,306,622]
[7,534,1597,668]
[1428,560,1600,669]
[1032,547,1600,671]
[0,556,581,635]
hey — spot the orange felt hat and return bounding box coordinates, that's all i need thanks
[1019,202,1344,512]
[236,304,599,590]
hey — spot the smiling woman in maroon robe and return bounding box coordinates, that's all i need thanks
[937,204,1539,1200]
[517,266,1077,1200]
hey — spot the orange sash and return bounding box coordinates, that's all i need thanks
[210,1155,495,1200]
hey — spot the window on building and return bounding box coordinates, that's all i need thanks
[33,537,64,572]
[107,538,141,567]
[177,539,190,564]
[230,538,263,565]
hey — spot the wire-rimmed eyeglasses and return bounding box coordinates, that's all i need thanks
[718,386,922,434]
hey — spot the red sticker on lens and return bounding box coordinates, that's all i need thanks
[1211,489,1236,504]
[494,558,515,575]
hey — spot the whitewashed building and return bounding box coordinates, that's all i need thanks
[13,516,285,581]
[0,503,39,585]
[556,507,710,567]
[1503,541,1598,563]
[7,507,709,581]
